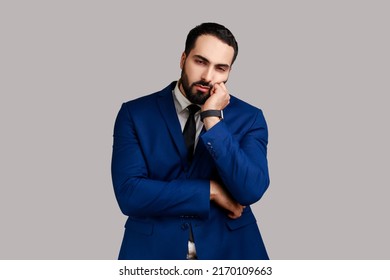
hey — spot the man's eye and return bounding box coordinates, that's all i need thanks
[217,67,227,72]
[195,59,205,65]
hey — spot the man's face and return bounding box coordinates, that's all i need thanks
[179,35,234,105]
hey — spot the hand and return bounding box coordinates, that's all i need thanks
[210,180,245,219]
[202,83,230,130]
[202,82,230,111]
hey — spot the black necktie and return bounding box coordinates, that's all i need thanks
[183,104,200,163]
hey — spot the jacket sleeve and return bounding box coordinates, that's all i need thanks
[200,110,270,206]
[111,103,210,218]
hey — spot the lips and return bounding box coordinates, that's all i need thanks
[195,84,210,93]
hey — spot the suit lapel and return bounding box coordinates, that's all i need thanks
[157,82,188,166]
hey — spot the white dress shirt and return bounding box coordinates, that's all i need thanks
[172,81,203,259]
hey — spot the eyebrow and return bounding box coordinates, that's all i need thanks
[193,55,231,69]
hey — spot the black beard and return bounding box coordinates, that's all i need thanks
[179,70,211,105]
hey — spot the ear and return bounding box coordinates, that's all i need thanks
[180,52,186,69]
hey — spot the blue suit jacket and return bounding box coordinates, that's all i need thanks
[111,82,270,259]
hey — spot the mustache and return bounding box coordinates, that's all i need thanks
[192,81,212,88]
[191,79,228,88]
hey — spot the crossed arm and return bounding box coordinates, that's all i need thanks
[203,82,269,218]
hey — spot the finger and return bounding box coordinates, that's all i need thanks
[230,205,244,218]
[219,82,228,93]
[210,83,220,95]
[215,83,229,95]
[228,212,241,219]
[230,208,243,219]
[212,83,222,92]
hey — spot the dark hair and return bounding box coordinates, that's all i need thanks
[184,22,239,65]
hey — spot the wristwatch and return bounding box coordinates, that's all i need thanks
[200,110,224,122]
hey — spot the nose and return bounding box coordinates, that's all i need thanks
[201,67,213,83]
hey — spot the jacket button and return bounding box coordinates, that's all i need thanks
[181,223,189,230]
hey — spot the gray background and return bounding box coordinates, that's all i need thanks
[1,0,389,259]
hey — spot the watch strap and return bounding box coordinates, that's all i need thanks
[200,110,224,122]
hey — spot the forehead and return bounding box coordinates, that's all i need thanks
[190,35,234,66]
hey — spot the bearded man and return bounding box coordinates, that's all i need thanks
[111,22,270,260]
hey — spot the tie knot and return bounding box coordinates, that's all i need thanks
[187,104,200,116]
